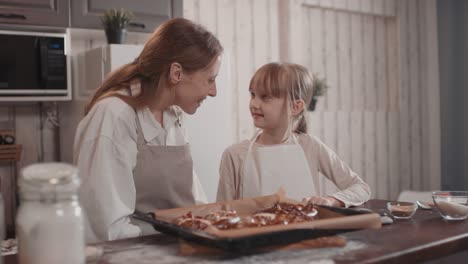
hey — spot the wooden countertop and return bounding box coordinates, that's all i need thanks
[4,199,468,263]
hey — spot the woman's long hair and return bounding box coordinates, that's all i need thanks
[84,18,223,115]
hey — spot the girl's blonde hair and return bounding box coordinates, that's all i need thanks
[249,62,314,134]
[84,18,223,115]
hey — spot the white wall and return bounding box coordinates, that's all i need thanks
[185,52,235,201]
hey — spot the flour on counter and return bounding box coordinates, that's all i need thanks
[103,240,367,264]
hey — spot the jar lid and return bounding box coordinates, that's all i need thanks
[19,162,80,194]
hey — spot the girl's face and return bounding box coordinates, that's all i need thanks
[249,86,289,132]
[174,56,221,114]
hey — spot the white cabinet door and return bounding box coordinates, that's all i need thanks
[59,44,143,163]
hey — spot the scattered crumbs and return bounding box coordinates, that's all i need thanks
[103,240,367,264]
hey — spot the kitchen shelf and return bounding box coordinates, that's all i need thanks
[0,144,22,162]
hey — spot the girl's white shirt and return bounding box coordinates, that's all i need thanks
[73,85,207,243]
[216,133,371,207]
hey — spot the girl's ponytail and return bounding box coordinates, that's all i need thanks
[294,113,308,134]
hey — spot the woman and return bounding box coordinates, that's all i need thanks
[74,18,223,242]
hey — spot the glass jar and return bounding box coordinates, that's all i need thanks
[16,163,84,264]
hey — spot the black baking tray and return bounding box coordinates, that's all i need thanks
[132,205,373,253]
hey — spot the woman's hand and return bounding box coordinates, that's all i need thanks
[302,196,345,207]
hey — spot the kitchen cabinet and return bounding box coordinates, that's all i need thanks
[0,0,182,32]
[0,0,69,27]
[71,0,182,33]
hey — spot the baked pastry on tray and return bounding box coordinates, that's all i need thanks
[174,202,318,231]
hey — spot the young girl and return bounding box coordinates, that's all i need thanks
[216,62,370,207]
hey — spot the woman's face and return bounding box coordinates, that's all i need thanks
[174,56,221,114]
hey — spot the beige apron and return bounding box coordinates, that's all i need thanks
[133,114,196,213]
[242,130,318,200]
[127,83,203,235]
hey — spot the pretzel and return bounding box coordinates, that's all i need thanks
[174,202,317,231]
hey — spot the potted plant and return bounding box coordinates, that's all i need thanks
[308,73,329,111]
[100,8,134,44]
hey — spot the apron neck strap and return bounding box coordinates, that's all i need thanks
[128,83,146,146]
[247,129,262,154]
[249,130,299,150]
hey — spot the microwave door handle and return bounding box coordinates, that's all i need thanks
[0,13,27,20]
[38,39,49,87]
[129,22,146,29]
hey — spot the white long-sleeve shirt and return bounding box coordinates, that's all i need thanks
[74,90,207,243]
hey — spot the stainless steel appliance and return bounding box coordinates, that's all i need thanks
[0,30,70,100]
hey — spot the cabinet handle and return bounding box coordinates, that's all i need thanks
[0,13,27,20]
[129,22,146,29]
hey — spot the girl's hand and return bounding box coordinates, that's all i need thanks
[302,196,345,207]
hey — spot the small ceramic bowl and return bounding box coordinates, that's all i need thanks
[386,201,417,219]
[432,191,468,221]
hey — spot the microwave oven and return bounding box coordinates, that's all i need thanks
[0,30,71,100]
